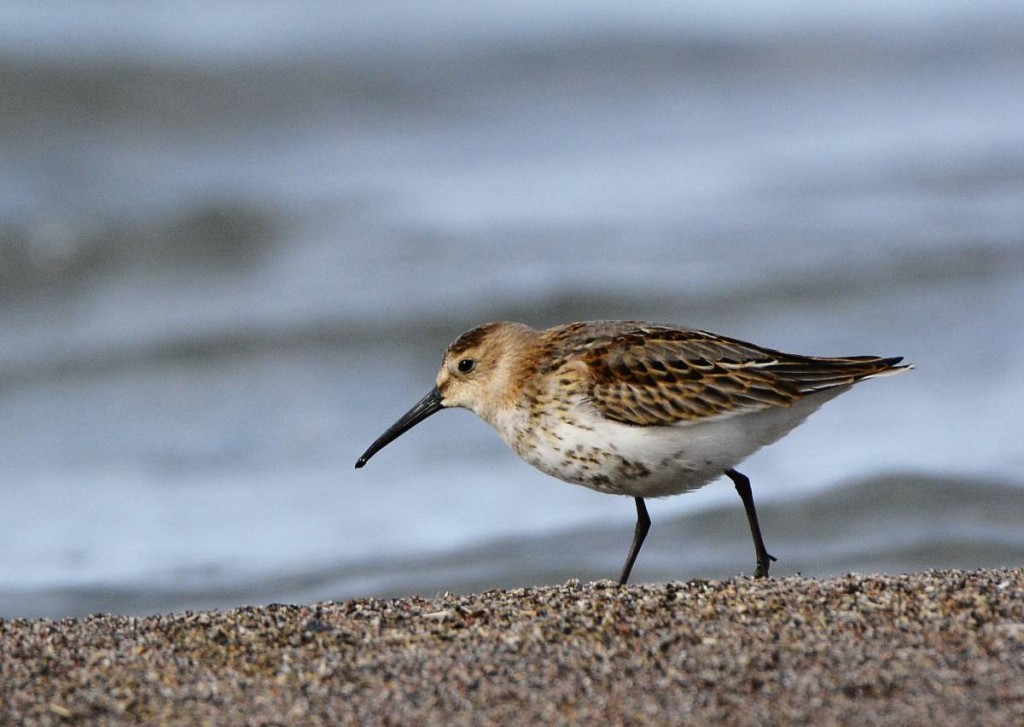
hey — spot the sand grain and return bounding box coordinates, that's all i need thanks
[3,569,1023,725]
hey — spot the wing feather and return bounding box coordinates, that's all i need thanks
[544,322,906,427]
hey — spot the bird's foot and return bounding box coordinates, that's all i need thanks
[753,553,778,579]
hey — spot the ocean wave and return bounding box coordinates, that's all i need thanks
[1,232,1019,387]
[0,201,276,296]
[3,14,1022,134]
[3,472,1020,619]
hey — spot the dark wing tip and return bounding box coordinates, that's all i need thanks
[876,355,915,374]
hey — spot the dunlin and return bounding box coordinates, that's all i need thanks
[355,321,911,583]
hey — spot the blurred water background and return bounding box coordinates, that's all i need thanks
[2,1,1023,618]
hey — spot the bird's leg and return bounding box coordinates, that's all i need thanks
[725,468,777,578]
[618,497,651,585]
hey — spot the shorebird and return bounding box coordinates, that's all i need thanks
[355,321,911,583]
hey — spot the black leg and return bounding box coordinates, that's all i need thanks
[618,497,651,585]
[725,468,777,578]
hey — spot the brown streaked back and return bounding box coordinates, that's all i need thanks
[536,321,909,427]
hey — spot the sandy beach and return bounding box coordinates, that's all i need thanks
[2,568,1022,725]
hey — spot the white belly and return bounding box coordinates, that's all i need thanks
[494,391,844,498]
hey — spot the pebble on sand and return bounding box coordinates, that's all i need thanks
[2,568,1023,725]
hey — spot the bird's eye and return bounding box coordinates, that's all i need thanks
[457,358,476,374]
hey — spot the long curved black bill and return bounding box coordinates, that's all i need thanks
[355,387,445,468]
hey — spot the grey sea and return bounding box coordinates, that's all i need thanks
[2,1,1023,618]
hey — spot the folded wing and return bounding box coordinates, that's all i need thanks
[572,323,907,427]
